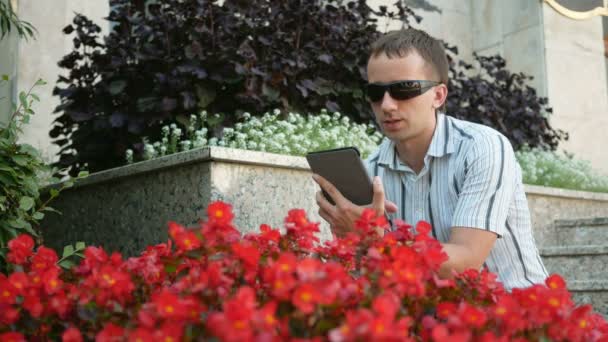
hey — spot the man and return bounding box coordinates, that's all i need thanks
[313,28,548,290]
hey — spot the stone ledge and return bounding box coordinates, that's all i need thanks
[524,184,608,202]
[52,147,310,189]
[51,147,608,202]
[568,280,608,292]
[541,245,608,256]
[555,217,608,228]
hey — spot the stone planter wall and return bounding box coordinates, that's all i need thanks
[41,147,608,256]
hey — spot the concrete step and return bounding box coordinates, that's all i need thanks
[540,245,608,283]
[554,217,608,246]
[569,280,608,318]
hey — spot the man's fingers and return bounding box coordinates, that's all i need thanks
[385,200,398,213]
[371,176,386,216]
[315,190,335,214]
[312,174,346,205]
[318,208,333,224]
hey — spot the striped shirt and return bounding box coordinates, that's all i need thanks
[364,113,548,290]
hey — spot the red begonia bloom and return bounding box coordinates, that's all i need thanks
[7,234,35,265]
[0,332,26,342]
[207,201,235,225]
[545,273,567,290]
[293,283,320,314]
[96,323,125,342]
[30,246,59,273]
[62,327,83,342]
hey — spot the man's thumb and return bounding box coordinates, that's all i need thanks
[372,176,385,216]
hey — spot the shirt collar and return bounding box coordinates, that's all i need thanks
[377,113,456,171]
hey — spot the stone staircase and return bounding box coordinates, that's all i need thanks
[540,217,608,316]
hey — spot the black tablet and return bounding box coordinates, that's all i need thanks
[306,147,373,206]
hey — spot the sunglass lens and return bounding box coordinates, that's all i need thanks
[366,84,386,102]
[389,84,421,100]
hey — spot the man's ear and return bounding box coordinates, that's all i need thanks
[433,83,448,110]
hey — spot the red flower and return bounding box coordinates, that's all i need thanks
[259,224,281,244]
[49,291,71,318]
[372,291,399,320]
[8,272,28,295]
[207,201,234,225]
[154,322,184,342]
[30,246,59,273]
[275,252,297,274]
[62,327,83,342]
[269,273,296,300]
[23,291,43,318]
[254,301,279,330]
[355,208,389,233]
[0,305,19,325]
[96,323,125,342]
[42,268,63,295]
[0,276,17,305]
[0,332,26,342]
[436,302,458,319]
[78,246,109,274]
[175,230,201,252]
[232,242,260,268]
[296,258,322,282]
[152,289,187,320]
[545,274,566,290]
[292,283,320,314]
[459,303,487,328]
[127,328,154,342]
[7,234,35,265]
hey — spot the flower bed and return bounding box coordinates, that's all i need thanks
[2,202,607,341]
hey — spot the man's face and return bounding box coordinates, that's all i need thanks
[366,51,444,144]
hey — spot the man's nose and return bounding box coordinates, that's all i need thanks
[380,91,398,112]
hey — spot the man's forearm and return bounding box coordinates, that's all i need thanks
[437,243,481,279]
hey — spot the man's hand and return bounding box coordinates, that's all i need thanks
[313,174,398,236]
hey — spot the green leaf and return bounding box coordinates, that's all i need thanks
[49,188,60,197]
[30,94,40,102]
[58,259,75,269]
[35,79,46,86]
[41,206,61,214]
[62,245,75,257]
[19,91,28,108]
[12,154,29,166]
[0,172,16,186]
[109,80,127,95]
[1,74,8,81]
[19,196,35,211]
[77,170,89,178]
[32,212,44,220]
[75,241,86,250]
[8,218,26,228]
[195,84,216,109]
[21,221,37,236]
[262,83,280,101]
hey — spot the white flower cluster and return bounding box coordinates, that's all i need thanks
[516,148,608,193]
[126,109,383,163]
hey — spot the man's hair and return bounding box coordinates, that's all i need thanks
[369,28,449,86]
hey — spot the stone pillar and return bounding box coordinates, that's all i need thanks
[471,0,547,96]
[0,0,19,126]
[15,0,110,162]
[366,0,474,62]
[541,2,608,173]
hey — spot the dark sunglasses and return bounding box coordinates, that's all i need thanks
[365,80,440,102]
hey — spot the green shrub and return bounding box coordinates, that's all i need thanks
[126,109,383,163]
[0,77,87,271]
[516,148,608,193]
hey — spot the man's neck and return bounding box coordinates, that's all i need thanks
[394,117,437,174]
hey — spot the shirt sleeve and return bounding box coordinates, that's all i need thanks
[451,133,518,237]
